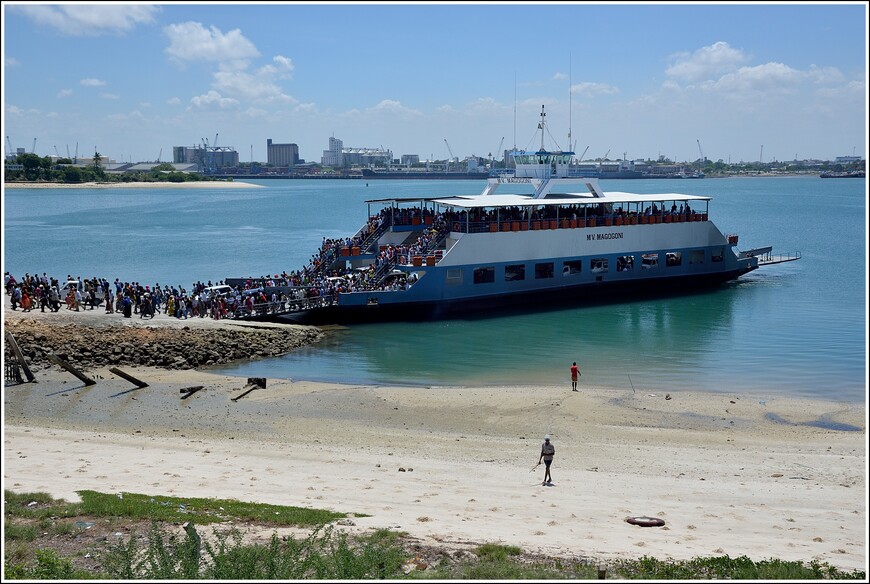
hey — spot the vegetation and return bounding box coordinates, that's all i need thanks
[3,153,222,184]
[4,490,866,580]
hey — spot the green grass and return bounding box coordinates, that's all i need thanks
[612,555,867,580]
[5,490,867,580]
[74,490,355,526]
[100,523,409,580]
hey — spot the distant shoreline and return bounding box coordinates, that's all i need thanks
[3,180,264,189]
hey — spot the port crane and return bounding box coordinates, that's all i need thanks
[491,136,504,164]
[696,139,705,162]
[5,136,13,159]
[444,138,457,171]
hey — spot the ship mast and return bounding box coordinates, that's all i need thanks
[538,105,546,152]
[568,53,572,156]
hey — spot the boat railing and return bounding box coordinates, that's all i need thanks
[228,291,339,320]
[356,215,393,253]
[757,250,802,266]
[450,211,710,233]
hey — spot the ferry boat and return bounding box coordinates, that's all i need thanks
[232,107,799,324]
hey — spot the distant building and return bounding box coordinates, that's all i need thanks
[267,139,299,167]
[320,136,392,167]
[401,154,420,166]
[835,155,863,163]
[173,145,238,170]
[321,136,344,167]
[343,147,392,167]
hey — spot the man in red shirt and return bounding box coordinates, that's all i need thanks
[570,362,580,391]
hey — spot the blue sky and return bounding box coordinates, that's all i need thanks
[2,2,867,165]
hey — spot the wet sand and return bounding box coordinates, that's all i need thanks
[2,302,867,571]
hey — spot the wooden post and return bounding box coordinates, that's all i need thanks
[179,386,203,400]
[108,367,149,388]
[231,386,257,402]
[5,332,35,382]
[45,354,96,386]
[598,564,607,579]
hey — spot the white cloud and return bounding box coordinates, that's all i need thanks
[705,62,803,95]
[571,82,619,97]
[293,103,317,114]
[167,97,182,106]
[805,65,846,85]
[6,104,24,116]
[367,100,422,118]
[100,93,120,100]
[57,89,73,99]
[189,90,240,110]
[242,107,269,118]
[80,78,106,87]
[5,56,20,67]
[12,5,158,36]
[212,70,296,104]
[164,22,260,64]
[106,110,146,123]
[553,72,568,81]
[666,41,747,82]
[259,55,294,79]
[816,79,866,99]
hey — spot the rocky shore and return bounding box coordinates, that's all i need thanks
[4,317,322,372]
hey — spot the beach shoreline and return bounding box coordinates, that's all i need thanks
[2,302,866,572]
[3,180,264,189]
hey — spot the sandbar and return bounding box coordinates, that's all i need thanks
[2,303,866,571]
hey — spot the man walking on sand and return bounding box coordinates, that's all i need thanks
[538,435,555,486]
[570,361,580,391]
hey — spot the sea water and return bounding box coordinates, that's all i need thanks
[3,177,866,402]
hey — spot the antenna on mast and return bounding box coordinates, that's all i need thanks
[568,53,572,155]
[513,72,517,151]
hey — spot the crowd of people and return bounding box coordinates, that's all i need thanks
[4,207,456,322]
[4,272,262,320]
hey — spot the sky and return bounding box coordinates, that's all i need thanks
[2,1,867,165]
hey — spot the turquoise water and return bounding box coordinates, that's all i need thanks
[3,177,866,402]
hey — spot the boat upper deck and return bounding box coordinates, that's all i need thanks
[366,189,711,211]
[431,190,710,210]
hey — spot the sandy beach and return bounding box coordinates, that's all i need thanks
[2,301,867,572]
[3,180,264,189]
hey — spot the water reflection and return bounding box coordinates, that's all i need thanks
[214,283,739,389]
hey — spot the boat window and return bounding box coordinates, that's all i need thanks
[591,258,608,274]
[446,269,463,285]
[666,252,683,267]
[690,250,705,265]
[505,264,525,282]
[473,267,495,284]
[534,262,554,279]
[563,260,582,276]
[642,254,658,269]
[711,247,724,262]
[617,255,634,272]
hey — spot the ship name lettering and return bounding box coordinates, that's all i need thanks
[586,232,624,241]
